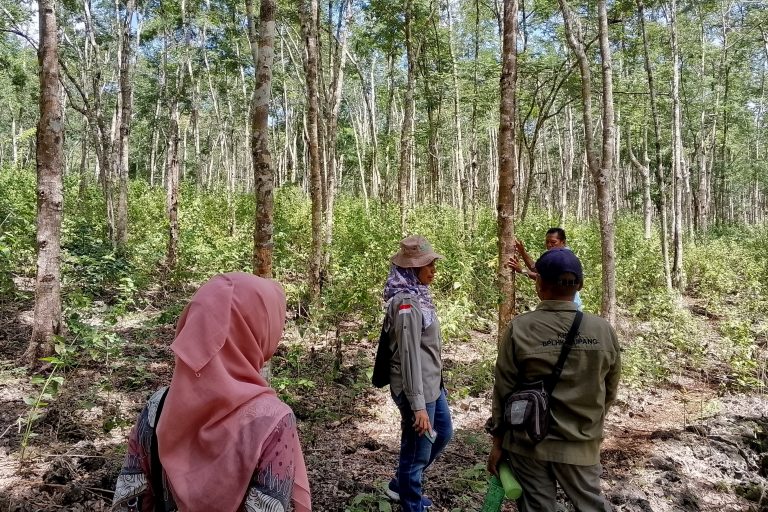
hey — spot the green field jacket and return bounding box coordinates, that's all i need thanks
[492,300,621,466]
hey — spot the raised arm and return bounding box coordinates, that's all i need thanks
[516,238,536,273]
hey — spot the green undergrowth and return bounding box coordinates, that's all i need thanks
[2,168,767,395]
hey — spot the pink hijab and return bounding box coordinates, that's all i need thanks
[156,273,311,512]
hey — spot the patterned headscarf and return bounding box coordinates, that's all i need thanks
[383,264,437,328]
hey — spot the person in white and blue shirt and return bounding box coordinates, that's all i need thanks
[506,227,584,311]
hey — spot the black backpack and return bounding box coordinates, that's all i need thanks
[371,325,392,388]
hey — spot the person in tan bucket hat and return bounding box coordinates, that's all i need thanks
[381,235,453,511]
[391,235,445,269]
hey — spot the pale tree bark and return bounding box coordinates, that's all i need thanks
[164,83,181,270]
[78,116,89,198]
[469,0,481,224]
[559,0,616,323]
[425,97,441,203]
[628,124,653,240]
[300,0,323,303]
[383,52,396,201]
[58,0,120,241]
[248,0,276,278]
[321,0,352,279]
[350,99,369,209]
[596,0,617,323]
[115,0,135,248]
[497,0,518,337]
[149,74,163,186]
[446,0,467,225]
[557,106,575,223]
[637,0,672,290]
[716,4,731,225]
[12,116,19,167]
[668,0,684,290]
[756,28,768,224]
[592,1,619,321]
[346,51,379,200]
[399,0,416,234]
[26,0,64,365]
[519,58,573,223]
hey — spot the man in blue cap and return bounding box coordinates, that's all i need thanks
[487,248,621,512]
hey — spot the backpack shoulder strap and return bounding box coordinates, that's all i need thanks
[149,387,169,512]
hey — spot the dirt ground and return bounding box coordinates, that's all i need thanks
[0,295,766,512]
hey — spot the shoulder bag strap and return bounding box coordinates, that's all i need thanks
[546,310,583,394]
[150,388,169,512]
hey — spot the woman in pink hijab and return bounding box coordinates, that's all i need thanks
[111,273,312,512]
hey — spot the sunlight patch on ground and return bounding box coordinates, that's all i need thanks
[442,330,497,364]
[0,377,29,403]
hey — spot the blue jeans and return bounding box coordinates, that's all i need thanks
[392,389,453,512]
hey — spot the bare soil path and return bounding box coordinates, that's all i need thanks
[0,297,765,512]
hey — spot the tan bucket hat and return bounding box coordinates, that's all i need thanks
[391,235,444,268]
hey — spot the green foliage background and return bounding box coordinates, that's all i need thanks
[2,168,766,391]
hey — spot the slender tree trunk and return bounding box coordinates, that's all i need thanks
[78,117,89,199]
[149,86,162,187]
[383,52,395,202]
[637,0,672,290]
[668,0,684,290]
[497,0,518,337]
[470,0,481,219]
[399,0,416,234]
[322,0,352,283]
[596,0,617,323]
[165,89,181,270]
[26,0,64,365]
[560,0,616,322]
[717,5,731,225]
[447,0,466,226]
[426,104,440,203]
[300,0,324,303]
[115,0,135,249]
[12,116,19,168]
[351,106,369,210]
[560,107,575,222]
[628,125,653,240]
[248,0,276,278]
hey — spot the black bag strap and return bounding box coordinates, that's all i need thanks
[150,388,169,512]
[546,310,583,394]
[371,325,392,388]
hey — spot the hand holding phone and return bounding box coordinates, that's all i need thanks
[424,428,437,444]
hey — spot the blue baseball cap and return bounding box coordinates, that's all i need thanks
[535,248,583,284]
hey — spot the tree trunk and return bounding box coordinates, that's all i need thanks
[26,0,64,365]
[497,0,518,338]
[596,0,617,323]
[115,0,135,249]
[668,0,684,290]
[470,0,481,219]
[399,0,416,235]
[322,0,352,284]
[165,91,181,271]
[447,0,466,225]
[426,104,440,203]
[560,0,616,322]
[78,117,89,199]
[249,0,276,278]
[300,0,323,303]
[637,0,672,290]
[628,125,653,240]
